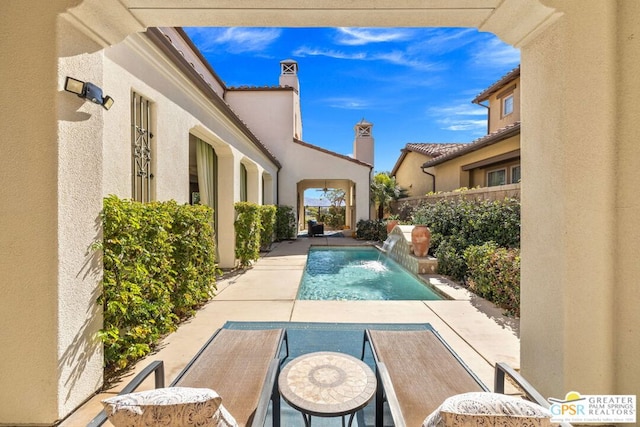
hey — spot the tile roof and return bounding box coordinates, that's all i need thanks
[421,122,521,168]
[390,143,466,175]
[472,65,521,104]
[405,143,467,157]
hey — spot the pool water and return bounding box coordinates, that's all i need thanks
[297,247,444,300]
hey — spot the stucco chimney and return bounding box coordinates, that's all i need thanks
[353,118,374,166]
[279,59,299,91]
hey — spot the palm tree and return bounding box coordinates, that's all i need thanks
[370,172,408,220]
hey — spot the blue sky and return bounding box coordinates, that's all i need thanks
[184,27,520,174]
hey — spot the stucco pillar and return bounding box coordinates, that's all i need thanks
[520,0,639,399]
[216,150,241,268]
[0,1,104,424]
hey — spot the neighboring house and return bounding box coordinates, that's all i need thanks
[391,143,466,196]
[421,66,521,192]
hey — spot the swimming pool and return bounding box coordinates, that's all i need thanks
[297,246,444,300]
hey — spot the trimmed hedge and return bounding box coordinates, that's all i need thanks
[355,219,387,241]
[410,197,520,280]
[234,202,262,267]
[464,243,521,316]
[275,205,297,241]
[98,196,217,373]
[259,204,277,251]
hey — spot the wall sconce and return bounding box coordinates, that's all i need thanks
[64,77,114,110]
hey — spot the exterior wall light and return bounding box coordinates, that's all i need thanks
[64,76,114,110]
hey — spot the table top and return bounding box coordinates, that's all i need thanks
[278,351,377,417]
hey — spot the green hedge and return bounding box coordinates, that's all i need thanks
[98,196,217,373]
[259,205,277,251]
[355,219,387,241]
[464,243,521,316]
[234,202,262,267]
[410,197,520,280]
[275,205,297,241]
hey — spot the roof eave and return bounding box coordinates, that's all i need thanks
[421,123,521,168]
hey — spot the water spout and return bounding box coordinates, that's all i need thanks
[378,234,400,262]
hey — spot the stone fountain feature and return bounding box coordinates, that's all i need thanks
[378,225,438,274]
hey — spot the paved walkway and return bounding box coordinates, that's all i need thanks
[62,235,520,426]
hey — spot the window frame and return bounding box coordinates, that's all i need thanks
[487,168,507,187]
[511,164,521,184]
[502,93,514,117]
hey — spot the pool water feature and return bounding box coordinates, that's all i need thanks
[298,246,444,300]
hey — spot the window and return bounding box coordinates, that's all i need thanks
[502,94,514,117]
[240,163,248,202]
[131,92,154,202]
[511,165,521,183]
[487,169,507,187]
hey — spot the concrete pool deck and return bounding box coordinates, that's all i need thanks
[61,235,520,426]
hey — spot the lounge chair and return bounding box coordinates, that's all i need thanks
[364,329,488,427]
[88,328,288,427]
[364,329,565,427]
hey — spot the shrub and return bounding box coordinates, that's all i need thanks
[169,203,218,319]
[234,202,261,267]
[98,196,217,373]
[259,205,277,250]
[355,219,387,241]
[464,243,521,316]
[325,206,346,230]
[434,235,468,280]
[275,205,297,240]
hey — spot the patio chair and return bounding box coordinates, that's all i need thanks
[363,329,488,427]
[307,220,324,237]
[88,328,288,427]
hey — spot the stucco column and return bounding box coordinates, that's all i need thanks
[520,0,639,398]
[216,150,241,268]
[0,1,104,424]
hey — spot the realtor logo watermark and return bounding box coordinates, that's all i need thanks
[548,392,636,423]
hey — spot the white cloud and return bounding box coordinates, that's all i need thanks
[293,46,366,60]
[322,97,370,110]
[335,27,414,45]
[437,117,487,132]
[294,46,438,71]
[429,101,488,133]
[470,37,520,67]
[431,103,488,117]
[184,27,282,54]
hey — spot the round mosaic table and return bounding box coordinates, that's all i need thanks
[278,351,377,427]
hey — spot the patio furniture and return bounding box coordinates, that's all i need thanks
[88,328,288,427]
[307,220,324,237]
[363,329,488,427]
[278,351,376,427]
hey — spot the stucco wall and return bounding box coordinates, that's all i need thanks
[225,89,295,160]
[488,76,521,133]
[394,151,435,197]
[520,0,619,398]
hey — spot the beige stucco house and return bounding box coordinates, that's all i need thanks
[391,143,466,196]
[421,66,522,192]
[2,1,640,425]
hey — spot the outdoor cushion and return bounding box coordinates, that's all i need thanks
[422,392,552,427]
[102,386,237,427]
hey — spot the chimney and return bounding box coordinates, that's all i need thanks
[279,59,299,91]
[353,118,374,166]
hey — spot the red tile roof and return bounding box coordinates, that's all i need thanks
[391,143,466,175]
[472,65,521,104]
[421,121,521,168]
